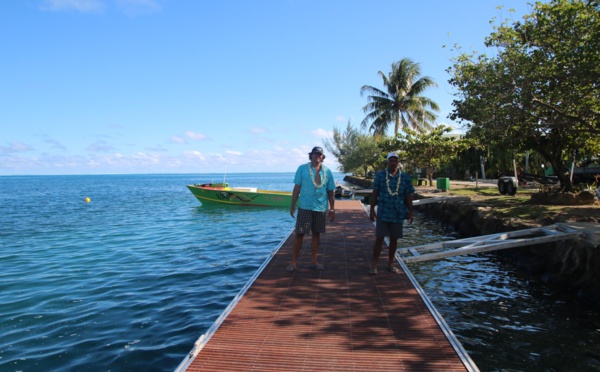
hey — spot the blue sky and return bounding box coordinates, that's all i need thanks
[1,0,534,175]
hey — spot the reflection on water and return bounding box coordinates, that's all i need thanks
[406,214,600,371]
[0,173,298,371]
[2,172,598,371]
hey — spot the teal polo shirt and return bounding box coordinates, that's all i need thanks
[294,163,335,211]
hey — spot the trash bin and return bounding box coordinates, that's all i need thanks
[436,178,450,191]
[410,175,418,186]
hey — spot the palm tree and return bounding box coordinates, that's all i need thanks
[360,58,440,137]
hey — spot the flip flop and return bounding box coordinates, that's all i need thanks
[286,264,296,272]
[368,268,378,275]
[387,266,400,274]
[310,263,324,271]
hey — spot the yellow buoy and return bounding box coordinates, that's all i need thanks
[84,197,91,203]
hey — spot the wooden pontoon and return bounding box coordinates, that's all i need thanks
[176,200,478,371]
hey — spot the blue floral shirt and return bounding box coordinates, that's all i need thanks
[373,169,415,223]
[294,163,335,212]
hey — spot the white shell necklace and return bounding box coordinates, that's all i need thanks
[307,163,326,189]
[386,170,401,196]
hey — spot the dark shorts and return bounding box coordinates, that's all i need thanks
[295,208,326,235]
[375,218,404,239]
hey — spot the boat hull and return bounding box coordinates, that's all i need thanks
[186,184,292,207]
[335,185,354,198]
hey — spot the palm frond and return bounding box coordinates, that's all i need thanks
[361,57,440,136]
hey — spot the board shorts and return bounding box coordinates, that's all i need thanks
[375,218,404,239]
[295,208,327,235]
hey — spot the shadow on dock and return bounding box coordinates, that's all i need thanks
[178,200,477,371]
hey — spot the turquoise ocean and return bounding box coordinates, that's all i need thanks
[1,173,598,371]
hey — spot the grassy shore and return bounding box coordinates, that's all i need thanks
[415,181,600,223]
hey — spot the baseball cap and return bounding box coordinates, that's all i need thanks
[387,152,399,159]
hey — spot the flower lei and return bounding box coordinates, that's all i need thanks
[307,163,327,189]
[386,171,401,196]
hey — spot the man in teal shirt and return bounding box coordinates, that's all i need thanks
[287,147,336,272]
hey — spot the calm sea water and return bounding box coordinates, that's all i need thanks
[403,215,600,371]
[1,174,598,371]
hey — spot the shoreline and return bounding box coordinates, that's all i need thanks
[344,175,600,301]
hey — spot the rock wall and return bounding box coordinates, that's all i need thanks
[343,175,373,189]
[344,175,600,299]
[531,190,597,205]
[414,194,600,300]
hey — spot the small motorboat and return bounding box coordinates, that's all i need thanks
[186,182,292,207]
[334,185,354,198]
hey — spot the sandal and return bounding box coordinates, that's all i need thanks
[286,264,296,272]
[368,268,377,275]
[309,263,324,271]
[387,266,400,274]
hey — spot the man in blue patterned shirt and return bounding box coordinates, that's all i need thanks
[369,152,414,275]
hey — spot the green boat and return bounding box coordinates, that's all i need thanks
[186,182,293,207]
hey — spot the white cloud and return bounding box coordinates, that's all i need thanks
[169,135,187,144]
[44,139,67,150]
[86,141,114,153]
[311,128,333,139]
[40,0,161,15]
[40,0,105,13]
[116,0,161,15]
[146,144,168,152]
[0,145,338,174]
[0,137,342,174]
[335,115,347,122]
[183,150,205,161]
[1,141,34,154]
[185,131,209,141]
[249,127,267,134]
[132,151,160,163]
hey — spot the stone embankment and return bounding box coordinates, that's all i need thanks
[344,175,374,189]
[344,175,600,300]
[415,196,600,299]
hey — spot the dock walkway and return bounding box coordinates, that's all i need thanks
[178,200,476,371]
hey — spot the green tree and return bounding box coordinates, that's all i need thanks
[345,135,380,177]
[448,0,600,191]
[360,58,440,137]
[396,125,468,185]
[323,122,379,176]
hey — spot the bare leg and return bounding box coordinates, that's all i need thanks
[311,233,320,265]
[291,233,304,267]
[372,236,385,269]
[388,238,398,266]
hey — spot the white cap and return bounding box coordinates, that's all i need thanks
[387,152,399,159]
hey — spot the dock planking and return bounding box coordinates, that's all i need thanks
[178,200,477,371]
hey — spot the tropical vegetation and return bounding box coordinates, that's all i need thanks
[324,122,469,183]
[360,58,440,137]
[323,121,379,177]
[448,0,600,191]
[325,0,600,193]
[395,126,469,185]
